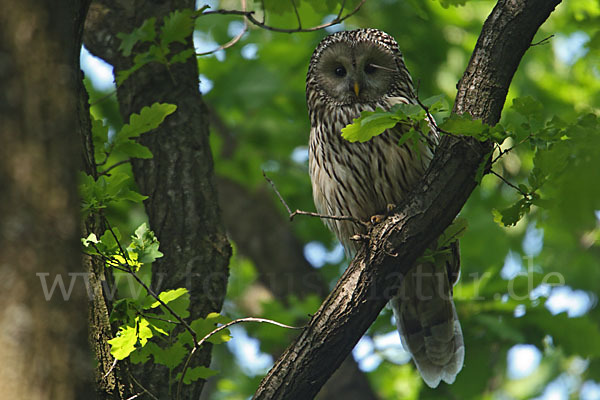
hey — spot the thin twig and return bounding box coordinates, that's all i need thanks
[491,134,532,164]
[101,358,118,381]
[262,170,366,226]
[140,312,180,325]
[128,372,159,400]
[290,0,302,30]
[203,0,365,33]
[176,317,303,400]
[490,170,529,197]
[98,159,131,176]
[415,95,486,157]
[336,0,347,20]
[197,0,248,57]
[89,90,117,107]
[530,34,554,46]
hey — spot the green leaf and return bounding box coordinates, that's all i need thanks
[91,118,109,163]
[438,112,488,139]
[120,189,148,203]
[144,341,188,369]
[188,313,233,345]
[341,109,400,143]
[116,141,153,159]
[81,233,99,247]
[474,149,493,184]
[421,94,447,112]
[176,366,219,385]
[130,223,163,263]
[117,17,157,57]
[160,9,195,49]
[99,226,121,253]
[151,288,188,308]
[438,217,468,248]
[108,317,153,360]
[492,198,530,227]
[395,128,415,148]
[116,103,177,141]
[512,96,543,118]
[150,288,190,319]
[169,48,196,64]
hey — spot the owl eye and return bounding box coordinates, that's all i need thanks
[334,66,346,77]
[364,64,376,74]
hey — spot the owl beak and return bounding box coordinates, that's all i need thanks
[353,81,360,97]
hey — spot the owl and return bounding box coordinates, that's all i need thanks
[306,28,464,388]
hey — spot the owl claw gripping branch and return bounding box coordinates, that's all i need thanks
[306,28,464,388]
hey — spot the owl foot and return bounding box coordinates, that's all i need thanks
[370,203,398,225]
[350,233,370,242]
[370,214,385,225]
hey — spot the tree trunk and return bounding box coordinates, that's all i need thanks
[80,78,134,398]
[84,1,231,398]
[0,0,93,398]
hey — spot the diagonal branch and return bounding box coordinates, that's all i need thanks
[252,0,562,398]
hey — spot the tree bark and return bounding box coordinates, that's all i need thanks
[0,0,93,399]
[253,0,562,398]
[84,1,231,398]
[80,73,134,398]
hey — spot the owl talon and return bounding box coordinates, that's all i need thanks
[370,214,385,225]
[350,234,369,242]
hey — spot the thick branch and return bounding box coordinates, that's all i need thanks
[253,0,561,398]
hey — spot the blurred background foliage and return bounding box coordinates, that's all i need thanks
[83,0,600,398]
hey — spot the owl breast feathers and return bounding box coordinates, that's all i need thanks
[306,28,464,388]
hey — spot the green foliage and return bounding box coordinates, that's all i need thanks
[116,9,198,85]
[83,222,231,386]
[82,93,231,391]
[341,96,446,143]
[79,172,147,216]
[92,102,176,166]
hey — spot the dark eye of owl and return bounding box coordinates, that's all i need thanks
[334,66,346,77]
[364,64,376,74]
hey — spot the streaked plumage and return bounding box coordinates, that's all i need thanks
[306,28,464,388]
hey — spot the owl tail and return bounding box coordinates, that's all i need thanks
[390,262,464,388]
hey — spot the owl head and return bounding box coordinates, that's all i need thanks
[307,28,415,106]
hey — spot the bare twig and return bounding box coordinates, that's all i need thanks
[197,0,248,56]
[101,358,118,382]
[336,0,348,20]
[89,89,117,107]
[262,170,367,226]
[291,0,302,30]
[128,372,159,400]
[176,317,302,400]
[490,170,529,197]
[98,158,131,176]
[415,95,488,158]
[530,34,554,46]
[491,134,532,164]
[203,0,365,33]
[140,312,180,325]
